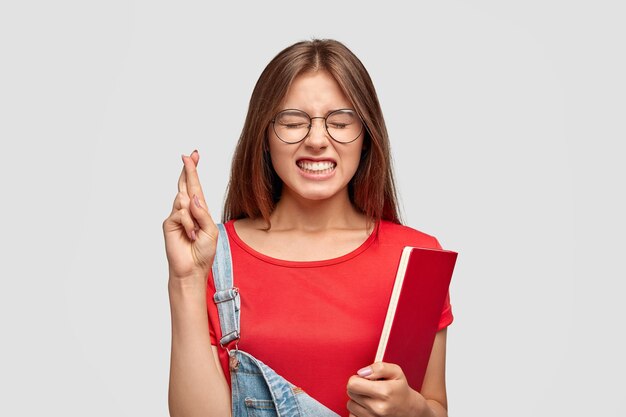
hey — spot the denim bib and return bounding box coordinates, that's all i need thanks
[212,223,340,417]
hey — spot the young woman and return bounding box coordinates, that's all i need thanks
[163,39,453,417]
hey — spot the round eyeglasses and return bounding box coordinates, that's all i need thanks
[270,108,364,144]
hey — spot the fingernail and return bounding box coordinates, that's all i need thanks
[192,149,198,155]
[357,367,372,377]
[181,154,186,162]
[191,230,197,241]
[193,194,202,209]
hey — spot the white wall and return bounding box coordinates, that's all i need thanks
[1,1,624,415]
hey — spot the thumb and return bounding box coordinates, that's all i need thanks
[357,362,405,381]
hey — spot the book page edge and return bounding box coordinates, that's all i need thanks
[374,246,413,362]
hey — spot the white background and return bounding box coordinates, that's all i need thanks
[1,1,624,416]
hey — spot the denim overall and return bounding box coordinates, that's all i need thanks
[212,223,340,417]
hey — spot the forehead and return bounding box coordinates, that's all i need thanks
[279,70,353,114]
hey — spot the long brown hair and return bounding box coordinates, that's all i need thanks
[222,39,402,228]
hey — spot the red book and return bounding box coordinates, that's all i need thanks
[375,246,458,391]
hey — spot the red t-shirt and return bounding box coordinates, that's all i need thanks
[206,219,453,416]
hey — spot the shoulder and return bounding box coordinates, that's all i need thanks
[224,217,258,231]
[377,220,442,249]
[223,218,263,241]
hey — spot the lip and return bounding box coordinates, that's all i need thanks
[295,157,337,164]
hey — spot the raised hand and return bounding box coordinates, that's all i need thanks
[163,150,219,283]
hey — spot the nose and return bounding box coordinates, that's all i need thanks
[303,117,330,149]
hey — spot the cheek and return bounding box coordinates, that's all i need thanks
[346,144,365,173]
[268,141,292,175]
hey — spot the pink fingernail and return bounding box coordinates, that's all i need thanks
[191,230,197,241]
[193,194,202,209]
[357,367,372,377]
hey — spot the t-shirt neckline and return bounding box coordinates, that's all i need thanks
[225,219,380,268]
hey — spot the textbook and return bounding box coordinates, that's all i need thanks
[375,246,458,391]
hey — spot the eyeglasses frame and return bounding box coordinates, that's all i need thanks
[270,108,365,144]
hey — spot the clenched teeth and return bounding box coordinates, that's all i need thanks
[297,160,336,172]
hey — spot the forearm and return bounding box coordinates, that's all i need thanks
[168,278,230,417]
[421,399,448,417]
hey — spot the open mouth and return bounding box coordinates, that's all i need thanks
[296,160,337,174]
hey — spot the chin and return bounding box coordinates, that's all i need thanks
[285,183,347,202]
[297,191,339,201]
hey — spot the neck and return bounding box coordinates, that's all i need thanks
[269,189,367,232]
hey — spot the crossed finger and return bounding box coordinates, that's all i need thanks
[181,152,206,204]
[177,150,200,195]
[173,151,199,212]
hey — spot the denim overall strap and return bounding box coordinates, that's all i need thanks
[211,223,241,347]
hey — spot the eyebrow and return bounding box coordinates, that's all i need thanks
[278,108,356,116]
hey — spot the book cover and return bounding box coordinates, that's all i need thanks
[375,246,458,391]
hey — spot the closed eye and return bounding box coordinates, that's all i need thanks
[281,123,309,129]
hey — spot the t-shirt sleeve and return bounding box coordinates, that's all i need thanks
[431,236,454,331]
[437,291,453,330]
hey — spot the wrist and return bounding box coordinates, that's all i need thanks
[168,273,208,299]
